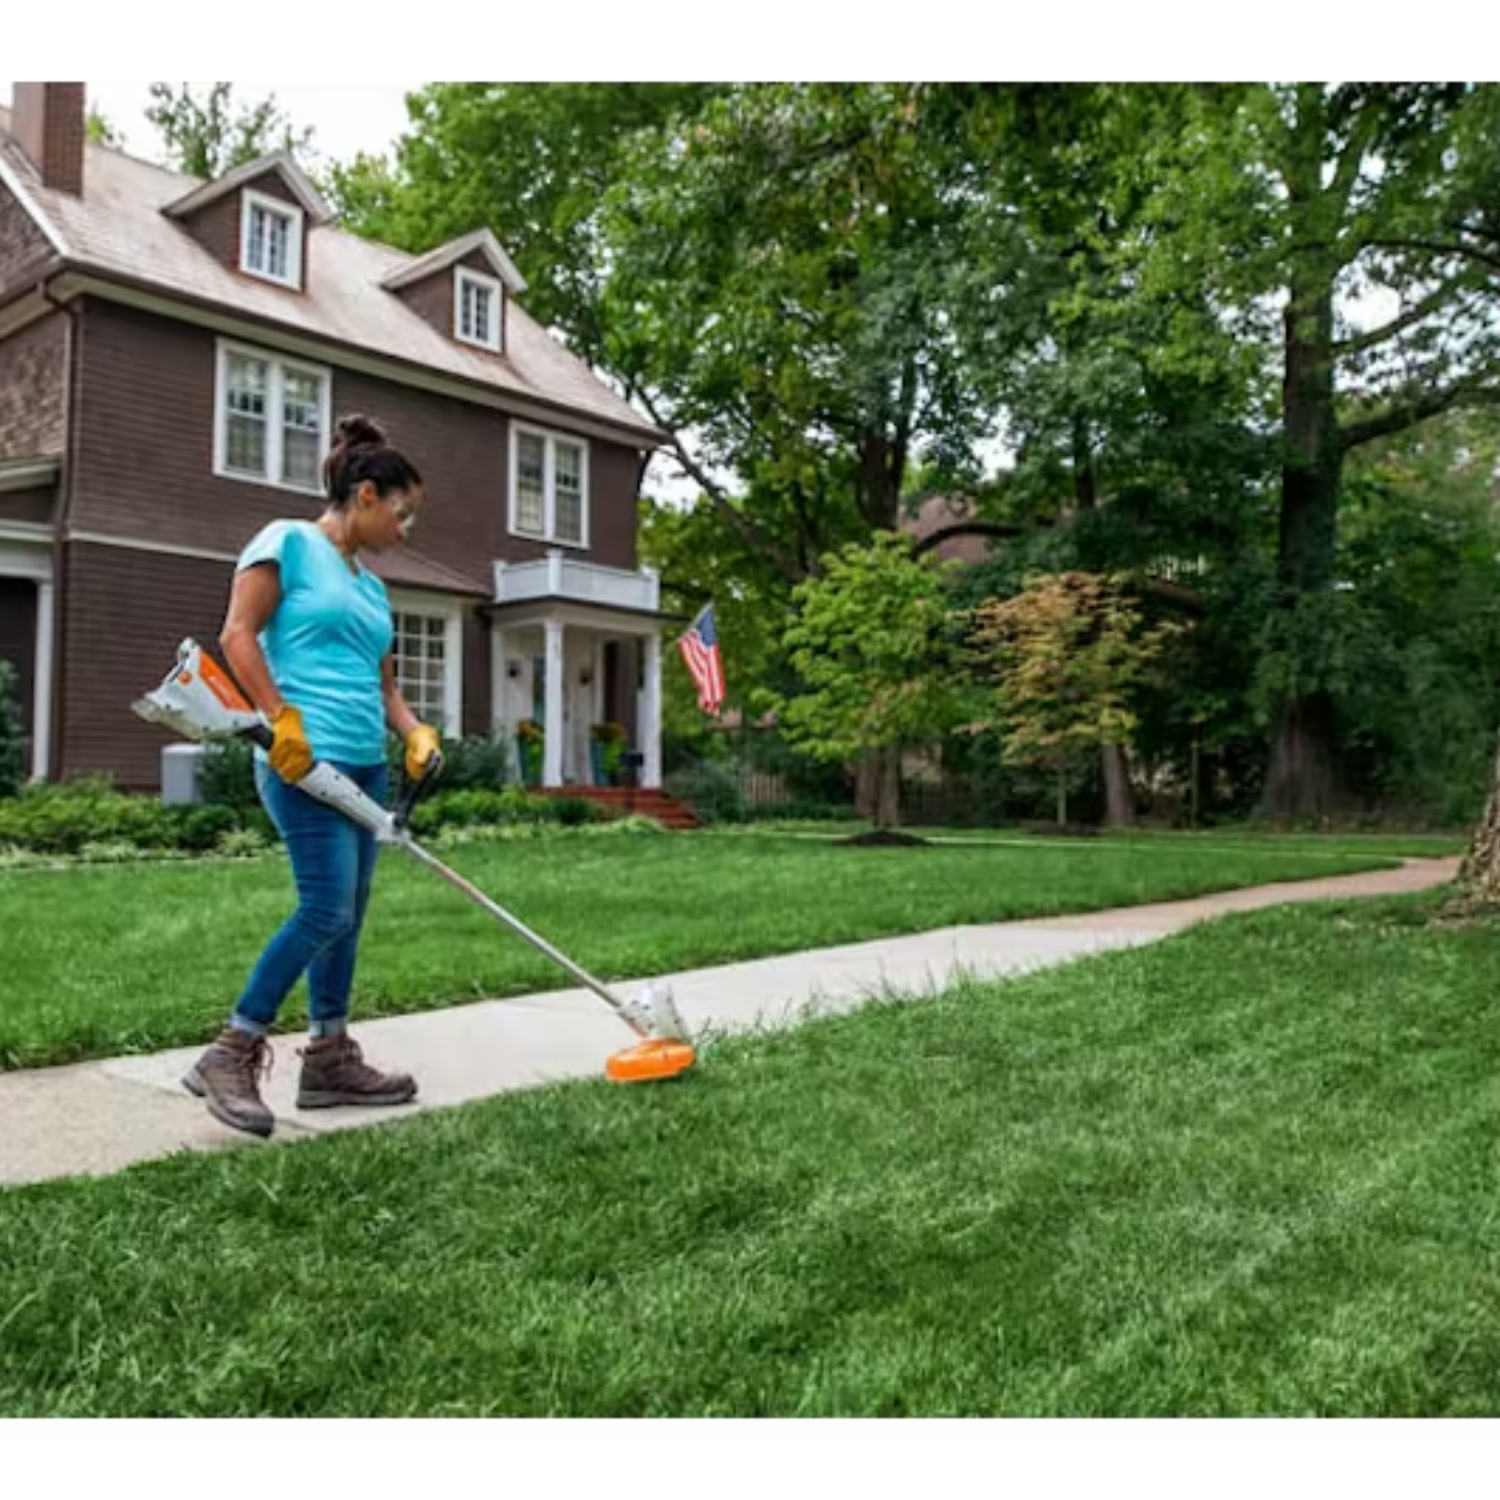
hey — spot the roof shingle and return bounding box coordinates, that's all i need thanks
[0,108,662,445]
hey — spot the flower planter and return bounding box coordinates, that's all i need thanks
[516,737,543,787]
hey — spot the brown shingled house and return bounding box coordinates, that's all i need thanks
[0,82,678,796]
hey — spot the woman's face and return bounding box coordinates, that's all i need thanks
[357,481,424,550]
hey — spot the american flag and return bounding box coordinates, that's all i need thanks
[677,603,725,717]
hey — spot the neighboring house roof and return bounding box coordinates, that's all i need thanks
[899,493,994,567]
[0,107,663,446]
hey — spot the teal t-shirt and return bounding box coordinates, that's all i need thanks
[237,519,394,767]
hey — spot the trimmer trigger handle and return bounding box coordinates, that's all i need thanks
[393,756,443,833]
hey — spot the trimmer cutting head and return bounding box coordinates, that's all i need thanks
[605,1037,697,1083]
[611,982,696,1082]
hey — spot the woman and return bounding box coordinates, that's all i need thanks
[184,414,443,1139]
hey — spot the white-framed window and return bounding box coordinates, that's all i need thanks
[454,267,503,352]
[239,188,304,289]
[214,339,331,495]
[390,599,463,734]
[509,425,589,548]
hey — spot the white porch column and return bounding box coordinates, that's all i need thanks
[490,624,509,735]
[543,617,565,788]
[31,580,53,782]
[643,628,662,790]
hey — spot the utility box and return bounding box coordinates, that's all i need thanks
[161,743,206,806]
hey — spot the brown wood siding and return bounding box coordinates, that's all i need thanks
[462,611,489,738]
[0,576,37,740]
[0,313,67,460]
[0,180,55,294]
[327,365,641,574]
[73,298,643,574]
[0,484,57,526]
[64,300,647,782]
[71,298,323,554]
[57,541,235,788]
[176,171,311,292]
[587,442,639,572]
[57,538,494,786]
[393,270,453,343]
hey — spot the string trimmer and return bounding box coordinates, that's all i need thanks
[132,639,695,1084]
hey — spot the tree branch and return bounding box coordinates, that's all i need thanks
[1141,577,1207,615]
[1327,96,1381,217]
[908,518,1208,614]
[1363,235,1500,274]
[1339,377,1500,451]
[635,388,807,584]
[1333,277,1469,357]
[909,519,1039,559]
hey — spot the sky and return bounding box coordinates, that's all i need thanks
[0,81,419,167]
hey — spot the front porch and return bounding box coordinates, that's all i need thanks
[488,551,671,791]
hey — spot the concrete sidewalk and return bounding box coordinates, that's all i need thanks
[0,856,1459,1190]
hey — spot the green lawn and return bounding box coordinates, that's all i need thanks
[2,892,1496,1416]
[0,830,1417,1070]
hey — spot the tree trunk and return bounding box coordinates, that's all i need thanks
[873,748,901,830]
[1263,112,1345,820]
[1101,742,1134,827]
[854,759,878,819]
[857,429,903,531]
[1263,691,1340,821]
[1459,729,1500,902]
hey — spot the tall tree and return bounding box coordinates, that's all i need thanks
[913,85,1269,823]
[145,82,315,177]
[598,83,1024,581]
[1125,83,1500,817]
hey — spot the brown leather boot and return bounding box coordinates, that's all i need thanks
[183,1027,276,1138]
[296,1033,418,1110]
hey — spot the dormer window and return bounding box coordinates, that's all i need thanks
[455,267,503,352]
[240,188,304,289]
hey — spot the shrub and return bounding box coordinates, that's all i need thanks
[216,826,274,859]
[0,778,238,856]
[198,737,258,817]
[552,796,607,827]
[665,762,747,825]
[433,734,513,791]
[407,785,552,836]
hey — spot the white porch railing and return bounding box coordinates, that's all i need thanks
[493,551,660,613]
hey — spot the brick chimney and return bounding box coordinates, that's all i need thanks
[11,82,86,195]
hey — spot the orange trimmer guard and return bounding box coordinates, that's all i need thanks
[605,1038,697,1084]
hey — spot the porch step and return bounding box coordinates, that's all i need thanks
[539,785,701,830]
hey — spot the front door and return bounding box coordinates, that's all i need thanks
[0,577,36,754]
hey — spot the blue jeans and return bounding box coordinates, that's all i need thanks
[231,759,388,1037]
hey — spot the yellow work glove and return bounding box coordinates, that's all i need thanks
[268,704,314,783]
[405,722,443,782]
